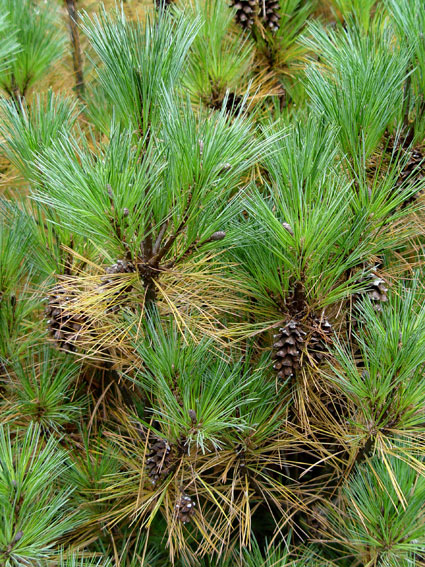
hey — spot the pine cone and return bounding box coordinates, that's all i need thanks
[397,149,424,185]
[309,314,332,363]
[146,438,175,484]
[230,0,258,29]
[103,259,135,283]
[355,271,389,312]
[225,92,243,113]
[366,276,388,310]
[209,90,243,114]
[101,259,136,311]
[261,0,280,32]
[272,320,306,379]
[175,493,195,524]
[304,502,331,540]
[45,284,86,352]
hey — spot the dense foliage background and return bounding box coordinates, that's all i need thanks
[1,0,425,565]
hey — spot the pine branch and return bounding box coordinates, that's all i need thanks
[147,191,193,267]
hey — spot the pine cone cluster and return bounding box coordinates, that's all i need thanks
[272,320,306,379]
[146,438,175,484]
[45,284,86,352]
[175,493,196,524]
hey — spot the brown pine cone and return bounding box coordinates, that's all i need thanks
[261,0,280,32]
[103,259,135,284]
[101,259,136,312]
[175,493,196,524]
[45,284,86,352]
[272,320,306,379]
[366,276,388,311]
[230,0,258,29]
[146,438,175,484]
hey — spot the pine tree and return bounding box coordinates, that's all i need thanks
[1,1,425,566]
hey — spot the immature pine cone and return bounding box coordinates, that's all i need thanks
[272,320,306,379]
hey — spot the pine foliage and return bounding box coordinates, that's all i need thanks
[1,1,425,566]
[0,0,64,99]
